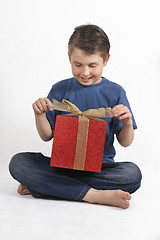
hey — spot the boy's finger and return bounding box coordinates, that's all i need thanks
[44,98,54,111]
[39,98,52,112]
[32,102,42,114]
[47,102,54,111]
[119,113,129,120]
[111,105,128,117]
[36,100,46,112]
[39,98,49,112]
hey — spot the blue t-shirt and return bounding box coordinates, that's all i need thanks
[46,77,137,162]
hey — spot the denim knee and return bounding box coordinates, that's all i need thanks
[9,153,25,181]
[126,162,142,183]
[122,162,142,193]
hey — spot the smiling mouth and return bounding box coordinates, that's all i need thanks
[80,76,92,81]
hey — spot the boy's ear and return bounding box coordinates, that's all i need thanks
[68,52,71,62]
[104,54,110,66]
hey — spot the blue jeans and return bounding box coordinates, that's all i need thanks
[9,152,142,200]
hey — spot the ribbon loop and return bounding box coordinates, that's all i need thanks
[62,99,82,115]
[52,99,111,120]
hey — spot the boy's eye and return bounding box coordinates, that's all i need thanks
[74,63,97,68]
[75,64,81,67]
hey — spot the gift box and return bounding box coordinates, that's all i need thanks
[50,115,107,172]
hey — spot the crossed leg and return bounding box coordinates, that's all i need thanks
[17,183,131,209]
[10,153,141,210]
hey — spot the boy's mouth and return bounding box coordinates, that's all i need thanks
[80,76,92,82]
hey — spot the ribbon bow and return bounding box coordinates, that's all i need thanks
[52,99,111,120]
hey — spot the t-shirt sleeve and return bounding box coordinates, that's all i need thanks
[113,88,137,135]
[46,86,62,130]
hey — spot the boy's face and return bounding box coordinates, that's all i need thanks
[69,47,109,86]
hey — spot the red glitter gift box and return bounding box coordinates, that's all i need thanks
[50,115,107,172]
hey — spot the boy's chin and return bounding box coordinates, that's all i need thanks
[78,80,93,86]
[75,77,102,86]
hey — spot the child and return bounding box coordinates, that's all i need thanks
[9,24,142,209]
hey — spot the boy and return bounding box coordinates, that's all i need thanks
[9,24,142,209]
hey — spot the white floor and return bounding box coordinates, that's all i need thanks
[1,167,160,240]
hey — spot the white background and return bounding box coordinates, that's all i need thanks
[0,1,160,239]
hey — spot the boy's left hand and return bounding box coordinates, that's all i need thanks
[110,104,132,126]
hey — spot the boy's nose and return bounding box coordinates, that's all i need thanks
[81,67,90,76]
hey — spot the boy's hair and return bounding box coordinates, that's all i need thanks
[68,24,110,62]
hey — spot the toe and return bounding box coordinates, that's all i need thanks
[124,192,131,201]
[17,184,30,195]
[122,200,130,209]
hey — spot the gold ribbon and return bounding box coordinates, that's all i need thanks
[73,115,89,170]
[52,99,111,120]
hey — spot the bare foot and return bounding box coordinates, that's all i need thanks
[17,184,30,195]
[82,188,131,209]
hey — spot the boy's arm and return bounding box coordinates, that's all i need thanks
[32,98,54,142]
[116,121,134,147]
[110,104,134,147]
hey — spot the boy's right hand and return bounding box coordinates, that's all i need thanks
[32,98,53,114]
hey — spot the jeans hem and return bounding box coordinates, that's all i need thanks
[75,186,91,201]
[120,182,141,194]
